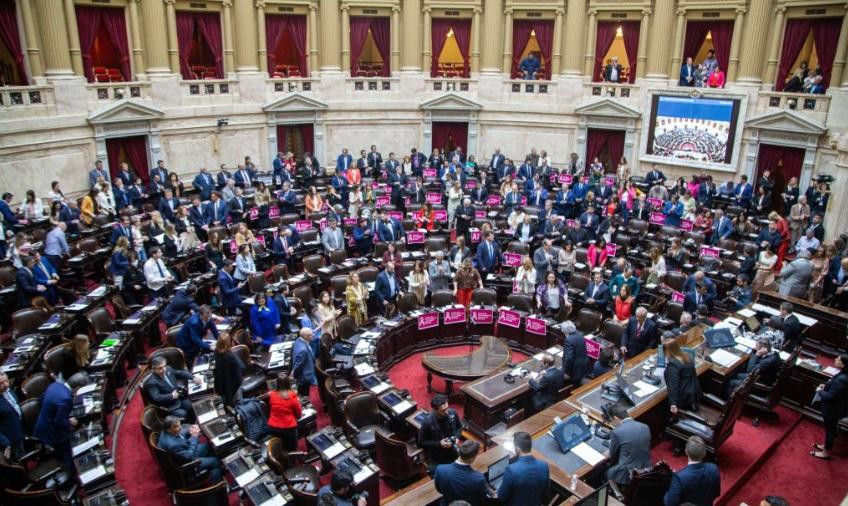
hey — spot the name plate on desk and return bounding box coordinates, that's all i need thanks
[376,196,391,207]
[249,207,259,221]
[407,230,425,245]
[585,337,601,360]
[426,192,441,204]
[434,209,448,222]
[423,168,437,178]
[526,316,546,335]
[486,195,501,206]
[680,219,693,231]
[387,211,403,221]
[604,244,617,257]
[343,217,357,226]
[444,307,466,325]
[649,212,666,225]
[269,206,280,218]
[498,309,521,328]
[700,245,720,259]
[470,308,493,325]
[295,220,313,232]
[503,253,522,267]
[475,210,487,219]
[470,229,481,243]
[671,290,685,303]
[418,312,439,330]
[558,173,573,184]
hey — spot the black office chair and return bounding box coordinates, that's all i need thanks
[343,392,392,452]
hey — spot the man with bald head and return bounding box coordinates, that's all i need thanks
[292,328,316,397]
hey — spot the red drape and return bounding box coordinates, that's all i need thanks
[276,124,314,159]
[586,129,625,171]
[592,22,618,83]
[432,122,468,154]
[349,17,372,75]
[430,19,452,77]
[775,19,812,91]
[756,144,803,184]
[452,19,471,78]
[511,20,553,80]
[682,21,711,65]
[76,6,131,83]
[0,0,27,85]
[76,6,100,83]
[709,22,733,72]
[266,15,307,77]
[106,136,149,184]
[195,12,223,78]
[621,22,640,83]
[176,12,196,79]
[812,18,842,88]
[369,17,390,76]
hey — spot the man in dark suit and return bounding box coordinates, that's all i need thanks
[497,432,550,506]
[475,232,501,276]
[278,181,298,215]
[644,165,666,188]
[726,338,781,396]
[734,175,754,209]
[336,147,353,173]
[419,394,463,467]
[490,148,505,174]
[158,415,223,483]
[176,305,217,366]
[434,440,488,506]
[272,226,297,268]
[292,328,317,397]
[145,356,199,419]
[0,372,24,460]
[16,255,45,308]
[529,354,564,411]
[147,173,165,206]
[110,215,134,246]
[216,164,232,190]
[158,188,180,223]
[606,404,651,498]
[376,212,405,242]
[621,307,658,358]
[578,205,600,241]
[150,160,169,186]
[217,260,243,316]
[663,436,720,506]
[367,145,382,172]
[115,163,135,188]
[584,271,610,311]
[192,167,215,201]
[683,271,717,302]
[161,285,200,327]
[603,56,623,83]
[34,372,83,470]
[228,188,247,224]
[317,470,367,506]
[88,160,109,189]
[410,148,428,176]
[561,321,589,388]
[374,262,402,311]
[807,213,825,242]
[779,302,802,351]
[679,57,696,86]
[683,283,712,313]
[710,209,733,245]
[204,192,228,227]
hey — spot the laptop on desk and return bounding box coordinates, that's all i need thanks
[486,455,510,490]
[551,415,592,453]
[574,483,608,506]
[704,327,736,348]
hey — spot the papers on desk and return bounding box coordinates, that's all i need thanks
[324,442,346,460]
[752,303,780,316]
[269,341,292,352]
[793,313,818,326]
[88,286,107,298]
[141,302,159,312]
[235,468,260,488]
[354,340,373,355]
[546,346,564,357]
[72,436,101,457]
[193,361,211,373]
[737,309,756,318]
[734,343,752,353]
[778,351,791,361]
[123,317,141,325]
[300,408,317,420]
[645,283,657,291]
[632,380,660,397]
[391,399,414,414]
[361,331,381,339]
[94,348,111,361]
[354,362,375,377]
[823,366,841,376]
[212,432,234,445]
[65,303,88,312]
[77,383,97,395]
[79,464,108,484]
[353,466,373,484]
[572,442,605,466]
[189,377,208,394]
[197,409,218,425]
[736,336,758,350]
[725,317,744,327]
[487,274,496,281]
[710,349,740,368]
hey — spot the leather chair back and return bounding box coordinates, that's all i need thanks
[626,219,648,237]
[664,271,686,292]
[623,462,674,506]
[11,308,49,339]
[570,273,590,292]
[87,307,115,335]
[293,285,313,309]
[397,292,419,314]
[425,237,446,253]
[375,431,424,483]
[299,230,318,243]
[719,260,740,276]
[280,213,299,225]
[713,371,759,448]
[141,404,164,442]
[600,319,626,347]
[19,398,40,433]
[506,241,529,255]
[272,264,289,282]
[330,275,348,302]
[613,233,631,250]
[664,302,684,325]
[43,344,70,377]
[248,272,267,294]
[148,433,192,491]
[265,437,292,474]
[356,266,378,283]
[174,481,228,506]
[329,249,347,265]
[110,295,133,319]
[400,261,415,280]
[1,488,70,506]
[575,308,602,334]
[430,289,454,308]
[717,238,737,252]
[20,373,51,400]
[575,248,588,266]
[506,293,533,312]
[77,238,99,253]
[302,255,325,275]
[150,347,187,371]
[0,265,16,287]
[755,348,800,410]
[324,378,347,427]
[343,391,380,429]
[166,325,183,348]
[471,288,497,306]
[684,231,705,245]
[336,315,357,341]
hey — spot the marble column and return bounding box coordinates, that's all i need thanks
[471,7,482,73]
[341,5,351,72]
[128,0,145,79]
[401,0,422,71]
[391,6,400,74]
[562,0,586,75]
[646,0,674,79]
[479,0,503,73]
[636,9,651,79]
[164,0,179,74]
[139,0,170,74]
[737,0,772,84]
[502,8,513,74]
[33,0,72,76]
[551,8,564,75]
[583,9,597,78]
[421,8,431,72]
[256,0,267,74]
[668,8,686,79]
[320,0,341,71]
[62,0,83,76]
[726,7,746,82]
[222,1,235,74]
[308,5,319,74]
[835,7,848,88]
[763,5,786,86]
[18,0,43,78]
[233,0,259,71]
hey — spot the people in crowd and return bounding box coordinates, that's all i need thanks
[663,337,702,416]
[267,373,302,452]
[529,354,564,411]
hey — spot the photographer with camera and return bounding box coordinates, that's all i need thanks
[419,394,463,471]
[317,470,367,506]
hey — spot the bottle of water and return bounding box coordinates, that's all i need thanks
[571,473,578,490]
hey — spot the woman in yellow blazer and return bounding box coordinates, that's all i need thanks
[345,271,369,326]
[80,188,99,225]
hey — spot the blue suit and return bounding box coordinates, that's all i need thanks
[192,172,215,201]
[204,199,228,224]
[434,462,488,506]
[109,251,129,277]
[336,153,353,171]
[682,275,717,300]
[377,219,404,242]
[16,266,40,307]
[188,204,208,230]
[116,170,134,188]
[663,462,720,506]
[278,190,297,215]
[711,216,733,244]
[216,170,232,189]
[0,200,17,225]
[663,201,684,227]
[88,168,109,188]
[734,183,753,208]
[157,429,222,483]
[176,314,217,364]
[374,270,401,305]
[34,382,73,468]
[110,223,133,246]
[497,456,550,506]
[113,186,131,210]
[0,391,24,452]
[234,169,254,188]
[32,259,58,304]
[292,338,316,388]
[250,305,279,347]
[217,270,242,311]
[475,240,501,273]
[161,288,200,326]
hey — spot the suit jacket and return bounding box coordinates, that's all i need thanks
[116,170,134,187]
[497,455,550,506]
[734,183,753,207]
[32,259,57,286]
[418,409,462,464]
[176,314,217,358]
[216,170,232,189]
[563,331,589,386]
[113,186,131,210]
[110,224,133,246]
[747,352,782,385]
[204,200,229,224]
[475,240,501,272]
[367,152,383,169]
[336,153,353,171]
[781,314,802,351]
[188,204,208,229]
[678,63,696,86]
[16,267,40,307]
[645,170,666,188]
[192,172,215,200]
[819,371,848,420]
[434,462,488,506]
[529,366,565,411]
[33,382,73,446]
[321,227,344,252]
[490,153,505,170]
[664,358,701,410]
[145,367,194,410]
[374,270,401,304]
[157,429,204,464]
[778,258,813,297]
[0,391,24,449]
[161,288,201,326]
[607,418,652,484]
[664,462,721,506]
[88,168,109,188]
[604,64,623,82]
[377,219,404,242]
[621,317,658,357]
[158,197,181,223]
[234,169,254,188]
[583,282,610,310]
[712,217,733,243]
[292,338,316,386]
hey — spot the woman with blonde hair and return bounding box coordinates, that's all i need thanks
[234,222,256,251]
[345,272,369,326]
[80,188,99,225]
[646,247,667,285]
[348,185,364,217]
[174,206,200,251]
[406,260,430,305]
[97,182,116,216]
[109,236,130,288]
[446,180,463,226]
[663,337,701,415]
[60,334,91,380]
[514,256,537,295]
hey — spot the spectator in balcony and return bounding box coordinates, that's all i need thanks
[803,67,821,93]
[603,56,623,83]
[693,64,707,88]
[707,66,725,88]
[679,57,696,87]
[784,68,805,93]
[808,75,826,94]
[519,52,540,80]
[701,49,718,76]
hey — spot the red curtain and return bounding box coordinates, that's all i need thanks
[775,19,812,91]
[511,21,533,79]
[682,21,711,66]
[431,18,473,78]
[621,22,640,83]
[709,22,733,72]
[592,22,618,83]
[432,122,468,154]
[0,0,27,84]
[369,17,390,76]
[176,12,196,79]
[511,20,553,79]
[532,21,553,80]
[76,6,100,82]
[266,15,307,77]
[101,7,131,81]
[75,6,131,83]
[276,124,314,159]
[195,12,223,78]
[756,144,803,183]
[586,129,625,171]
[106,136,149,184]
[452,19,471,78]
[349,16,372,75]
[812,18,842,88]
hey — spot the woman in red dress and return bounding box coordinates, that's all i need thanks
[770,211,791,271]
[415,202,435,231]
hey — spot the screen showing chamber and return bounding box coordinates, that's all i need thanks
[646,95,740,165]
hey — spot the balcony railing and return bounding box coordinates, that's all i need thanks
[0,85,53,107]
[758,91,831,114]
[425,78,474,93]
[505,79,554,94]
[348,77,398,91]
[585,82,639,99]
[87,81,150,101]
[180,79,236,97]
[266,77,319,94]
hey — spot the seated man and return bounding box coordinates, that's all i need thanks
[606,404,651,499]
[317,470,368,506]
[158,416,223,484]
[145,356,200,420]
[726,338,781,396]
[663,436,720,506]
[519,53,541,80]
[721,274,752,311]
[419,394,463,469]
[176,305,218,366]
[434,440,488,506]
[529,354,564,411]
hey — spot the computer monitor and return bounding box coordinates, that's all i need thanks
[226,457,250,477]
[551,415,592,453]
[486,456,510,489]
[311,433,334,451]
[574,483,608,506]
[704,327,736,348]
[382,391,403,406]
[615,367,638,406]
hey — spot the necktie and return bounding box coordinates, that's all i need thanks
[157,260,165,277]
[164,372,174,388]
[388,224,394,241]
[636,322,643,336]
[282,237,287,252]
[4,391,20,416]
[487,242,492,260]
[592,285,598,299]
[213,203,218,221]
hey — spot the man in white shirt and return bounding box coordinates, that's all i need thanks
[144,247,174,298]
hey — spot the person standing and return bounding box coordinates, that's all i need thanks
[176,305,218,366]
[212,334,244,407]
[663,436,720,506]
[561,321,589,388]
[454,259,483,308]
[810,353,848,460]
[419,394,463,468]
[33,372,81,471]
[663,338,702,417]
[497,432,550,506]
[606,404,651,499]
[292,328,316,397]
[267,373,302,451]
[434,441,488,506]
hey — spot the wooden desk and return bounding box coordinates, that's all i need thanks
[423,335,511,396]
[757,291,848,354]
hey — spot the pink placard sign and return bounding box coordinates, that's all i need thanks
[475,210,487,219]
[549,174,558,184]
[559,173,573,185]
[526,317,546,335]
[407,230,425,244]
[295,220,313,232]
[387,211,403,221]
[649,212,666,225]
[680,219,694,231]
[646,197,663,209]
[465,180,477,189]
[700,245,720,259]
[343,217,357,227]
[375,195,391,207]
[444,307,467,325]
[470,307,494,325]
[248,207,259,221]
[423,168,437,178]
[426,192,442,204]
[582,176,590,184]
[585,337,602,360]
[520,196,528,206]
[671,290,685,303]
[503,253,522,267]
[418,312,439,330]
[566,219,577,228]
[434,209,448,222]
[371,182,380,190]
[486,195,501,206]
[318,218,328,232]
[605,176,616,186]
[498,309,521,328]
[604,244,617,257]
[229,241,238,254]
[470,229,481,243]
[256,235,266,246]
[269,206,280,218]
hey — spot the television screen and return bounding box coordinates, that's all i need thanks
[646,95,741,166]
